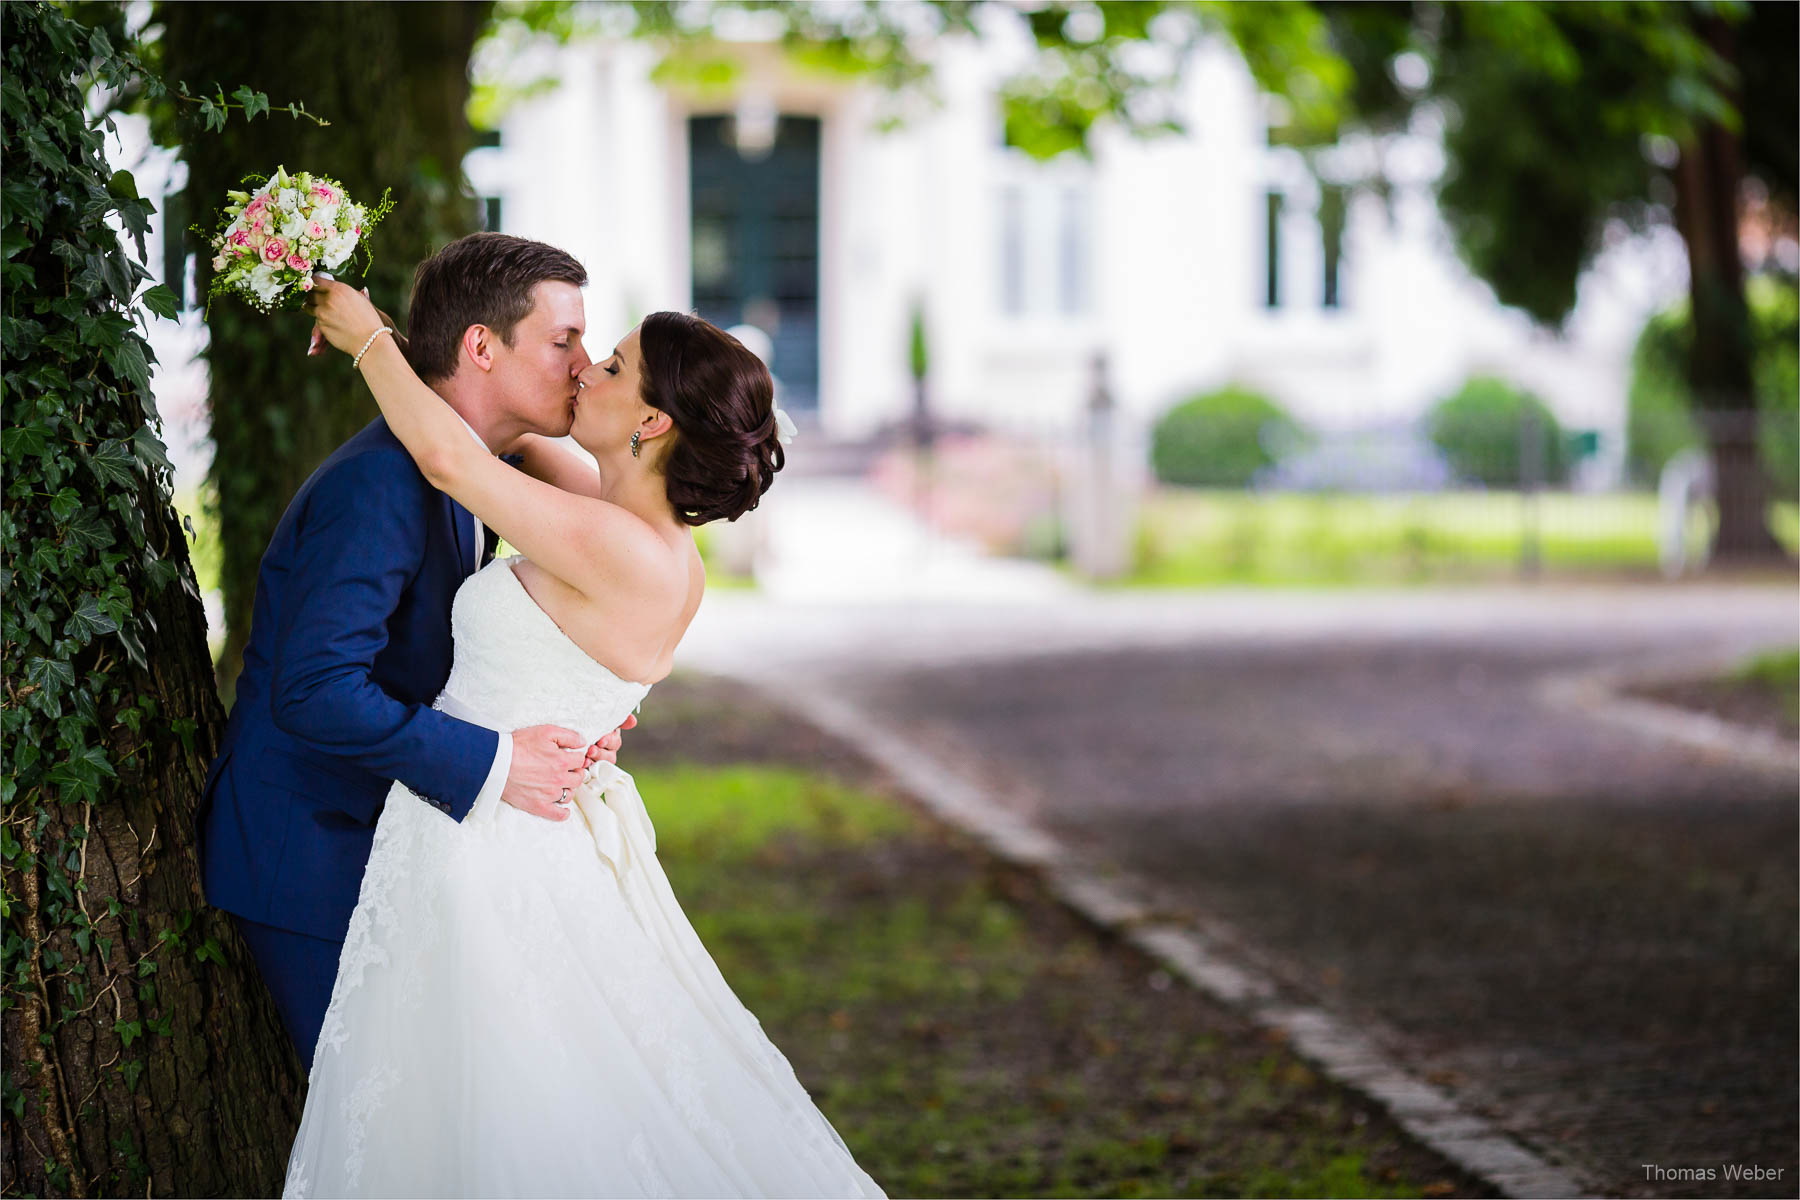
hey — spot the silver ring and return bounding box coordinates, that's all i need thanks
[560,787,571,803]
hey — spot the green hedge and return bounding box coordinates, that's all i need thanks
[1425,376,1568,487]
[1150,385,1303,488]
[1626,276,1799,497]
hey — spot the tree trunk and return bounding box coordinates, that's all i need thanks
[156,1,492,697]
[2,499,306,1198]
[3,5,305,1192]
[1673,15,1789,563]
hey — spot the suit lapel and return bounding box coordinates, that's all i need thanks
[447,496,475,575]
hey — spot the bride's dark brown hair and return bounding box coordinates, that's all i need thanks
[635,312,783,525]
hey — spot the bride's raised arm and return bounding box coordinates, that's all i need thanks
[304,279,678,604]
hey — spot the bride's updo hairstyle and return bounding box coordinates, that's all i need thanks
[637,311,784,525]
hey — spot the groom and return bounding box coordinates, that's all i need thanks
[198,233,626,1068]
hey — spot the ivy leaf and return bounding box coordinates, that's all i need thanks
[231,84,269,121]
[68,594,118,640]
[49,487,81,522]
[25,656,75,693]
[106,168,138,201]
[132,425,172,475]
[86,439,138,489]
[107,337,151,395]
[62,509,114,554]
[2,422,48,460]
[138,284,179,320]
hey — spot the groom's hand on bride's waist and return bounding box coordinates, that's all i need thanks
[502,725,591,822]
[584,713,637,769]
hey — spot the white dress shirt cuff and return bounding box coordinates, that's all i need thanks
[466,729,512,825]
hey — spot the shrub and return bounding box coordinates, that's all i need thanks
[1626,276,1799,497]
[1425,376,1567,487]
[1150,385,1304,488]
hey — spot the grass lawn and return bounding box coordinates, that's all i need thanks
[1125,489,1800,587]
[627,676,1497,1198]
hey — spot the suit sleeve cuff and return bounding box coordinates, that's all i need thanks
[463,729,512,825]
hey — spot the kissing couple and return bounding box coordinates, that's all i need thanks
[196,231,883,1197]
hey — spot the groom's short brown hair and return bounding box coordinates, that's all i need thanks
[404,233,587,383]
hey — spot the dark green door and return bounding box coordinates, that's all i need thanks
[688,114,820,413]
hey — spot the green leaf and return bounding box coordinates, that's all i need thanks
[232,84,270,121]
[107,338,151,394]
[25,656,74,693]
[106,169,138,201]
[138,283,179,320]
[86,440,138,489]
[113,1019,142,1049]
[67,594,118,640]
[48,487,81,522]
[131,426,172,475]
[2,422,48,460]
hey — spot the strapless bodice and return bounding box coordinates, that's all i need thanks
[432,558,651,741]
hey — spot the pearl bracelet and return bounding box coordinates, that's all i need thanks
[353,325,394,370]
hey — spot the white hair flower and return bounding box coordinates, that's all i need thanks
[773,406,797,446]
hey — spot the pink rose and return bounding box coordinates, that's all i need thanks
[307,221,328,239]
[299,275,315,292]
[229,229,251,247]
[245,194,269,216]
[249,216,266,233]
[286,252,310,272]
[262,237,288,263]
[312,184,336,203]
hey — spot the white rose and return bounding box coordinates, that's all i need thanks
[281,214,308,240]
[323,233,356,269]
[277,188,300,213]
[247,262,284,305]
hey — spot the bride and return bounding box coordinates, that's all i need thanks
[293,279,884,1198]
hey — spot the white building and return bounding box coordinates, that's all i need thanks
[462,22,1689,487]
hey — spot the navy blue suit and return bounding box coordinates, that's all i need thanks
[197,417,498,1063]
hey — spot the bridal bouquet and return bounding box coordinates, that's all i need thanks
[199,166,392,313]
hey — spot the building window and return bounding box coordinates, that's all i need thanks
[1264,190,1283,309]
[996,171,1092,318]
[999,183,1026,316]
[1058,185,1087,316]
[1320,185,1346,309]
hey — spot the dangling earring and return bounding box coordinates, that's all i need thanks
[629,430,641,459]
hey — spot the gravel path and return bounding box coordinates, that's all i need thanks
[800,633,1799,1198]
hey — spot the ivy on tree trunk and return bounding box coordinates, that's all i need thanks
[2,4,303,1195]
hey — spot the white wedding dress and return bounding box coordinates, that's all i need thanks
[283,559,885,1198]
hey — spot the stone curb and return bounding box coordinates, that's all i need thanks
[1537,648,1798,778]
[735,673,1595,1200]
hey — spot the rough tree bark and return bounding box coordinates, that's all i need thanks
[3,501,305,1198]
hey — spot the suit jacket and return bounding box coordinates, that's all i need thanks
[197,417,497,943]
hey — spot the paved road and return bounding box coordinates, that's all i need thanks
[685,583,1798,1198]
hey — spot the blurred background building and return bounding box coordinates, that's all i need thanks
[458,17,1687,486]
